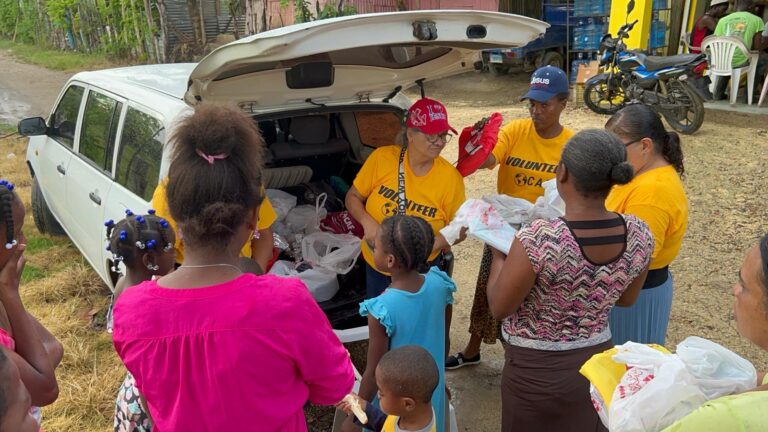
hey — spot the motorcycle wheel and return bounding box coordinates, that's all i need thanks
[661,80,705,135]
[584,77,626,115]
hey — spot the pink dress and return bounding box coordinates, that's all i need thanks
[112,274,354,432]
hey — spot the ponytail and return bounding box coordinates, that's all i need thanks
[606,105,685,178]
[662,132,685,177]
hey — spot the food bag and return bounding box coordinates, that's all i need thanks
[265,189,297,221]
[301,232,361,275]
[268,260,340,302]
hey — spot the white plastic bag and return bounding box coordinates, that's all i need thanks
[265,189,297,221]
[301,232,361,275]
[676,336,757,400]
[268,260,340,302]
[480,179,564,225]
[609,342,708,432]
[286,193,328,234]
[440,199,517,253]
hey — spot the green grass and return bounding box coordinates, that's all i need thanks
[21,263,46,283]
[0,123,14,135]
[24,235,58,254]
[0,40,115,72]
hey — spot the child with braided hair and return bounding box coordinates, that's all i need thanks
[342,215,456,432]
[105,209,176,432]
[0,179,63,430]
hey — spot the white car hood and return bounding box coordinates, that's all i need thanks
[185,10,547,112]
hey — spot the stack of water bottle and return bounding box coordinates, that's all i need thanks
[650,10,667,49]
[572,0,611,51]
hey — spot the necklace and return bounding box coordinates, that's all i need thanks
[178,263,242,272]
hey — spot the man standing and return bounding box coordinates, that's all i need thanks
[691,0,730,54]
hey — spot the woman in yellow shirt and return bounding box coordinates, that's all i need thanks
[447,66,574,370]
[662,233,768,431]
[605,104,689,345]
[151,179,277,272]
[345,97,466,298]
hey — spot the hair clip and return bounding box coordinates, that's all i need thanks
[159,219,170,229]
[4,240,17,250]
[104,219,115,228]
[136,216,146,224]
[163,243,173,252]
[119,230,127,241]
[146,239,157,249]
[0,180,6,186]
[6,183,13,191]
[106,245,111,251]
[125,209,134,216]
[147,209,156,215]
[135,241,146,250]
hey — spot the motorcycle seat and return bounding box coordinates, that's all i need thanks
[639,53,704,72]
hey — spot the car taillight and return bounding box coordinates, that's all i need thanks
[692,62,707,76]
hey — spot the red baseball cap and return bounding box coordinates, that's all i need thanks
[405,98,458,135]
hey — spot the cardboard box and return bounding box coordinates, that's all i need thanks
[576,61,600,84]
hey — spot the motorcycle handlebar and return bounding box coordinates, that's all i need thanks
[618,20,639,38]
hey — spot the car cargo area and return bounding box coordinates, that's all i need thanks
[255,107,404,331]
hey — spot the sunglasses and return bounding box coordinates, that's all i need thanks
[421,131,453,144]
[624,137,644,147]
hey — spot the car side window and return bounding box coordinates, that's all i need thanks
[79,90,122,172]
[49,85,85,148]
[116,107,164,201]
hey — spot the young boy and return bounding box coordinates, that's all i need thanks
[338,346,439,432]
[0,347,38,432]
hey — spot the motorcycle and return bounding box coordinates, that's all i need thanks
[583,0,708,134]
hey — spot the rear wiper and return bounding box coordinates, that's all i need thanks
[383,85,403,103]
[305,98,326,108]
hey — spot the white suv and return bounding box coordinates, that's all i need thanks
[19,10,546,344]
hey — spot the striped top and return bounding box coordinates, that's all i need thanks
[502,215,654,351]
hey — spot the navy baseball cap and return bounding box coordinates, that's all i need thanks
[520,66,570,102]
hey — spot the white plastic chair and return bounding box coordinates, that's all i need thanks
[759,74,768,107]
[701,36,760,105]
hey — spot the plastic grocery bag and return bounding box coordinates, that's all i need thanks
[481,179,565,225]
[676,336,757,400]
[608,342,708,432]
[440,199,517,253]
[286,193,328,234]
[301,232,361,275]
[268,260,340,302]
[265,189,297,221]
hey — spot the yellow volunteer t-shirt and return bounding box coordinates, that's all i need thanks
[491,118,573,203]
[151,179,277,264]
[353,145,466,268]
[661,375,768,432]
[605,165,688,269]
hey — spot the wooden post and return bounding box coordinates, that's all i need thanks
[157,0,169,62]
[143,0,160,62]
[198,0,207,45]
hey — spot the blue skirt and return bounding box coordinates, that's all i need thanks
[609,274,674,346]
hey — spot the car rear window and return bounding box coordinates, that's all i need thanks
[49,85,85,149]
[115,107,164,201]
[355,111,401,149]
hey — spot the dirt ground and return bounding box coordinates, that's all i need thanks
[1,51,767,431]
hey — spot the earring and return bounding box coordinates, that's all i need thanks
[146,263,159,271]
[253,230,260,240]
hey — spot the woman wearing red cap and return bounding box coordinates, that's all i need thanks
[345,97,466,299]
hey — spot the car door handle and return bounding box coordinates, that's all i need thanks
[89,191,101,206]
[56,164,66,175]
